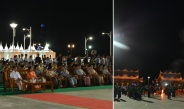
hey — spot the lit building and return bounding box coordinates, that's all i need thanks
[114,68,143,85]
[157,71,184,87]
[0,42,56,60]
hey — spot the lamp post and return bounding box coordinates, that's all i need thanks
[23,27,32,52]
[10,23,18,52]
[24,35,26,50]
[102,31,112,56]
[85,36,93,55]
[68,44,75,56]
[148,77,150,86]
[23,34,30,50]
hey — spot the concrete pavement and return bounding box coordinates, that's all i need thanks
[114,94,184,109]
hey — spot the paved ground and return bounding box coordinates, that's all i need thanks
[62,89,112,101]
[0,88,112,109]
[114,94,184,109]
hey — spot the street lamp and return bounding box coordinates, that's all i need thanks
[85,36,93,55]
[102,31,112,56]
[23,27,32,52]
[148,77,150,86]
[87,45,92,56]
[10,23,18,52]
[88,45,92,49]
[68,44,75,56]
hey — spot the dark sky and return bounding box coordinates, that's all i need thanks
[0,0,112,57]
[114,0,184,79]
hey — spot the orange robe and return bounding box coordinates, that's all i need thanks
[27,71,37,79]
[27,70,41,90]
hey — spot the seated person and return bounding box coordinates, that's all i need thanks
[97,64,103,70]
[35,64,43,76]
[102,65,111,74]
[52,62,58,73]
[10,66,23,90]
[102,65,112,84]
[0,61,5,72]
[27,66,41,90]
[75,64,91,86]
[75,65,86,76]
[46,65,62,88]
[87,64,104,85]
[60,65,77,87]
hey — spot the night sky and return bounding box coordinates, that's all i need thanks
[0,0,112,57]
[114,0,184,80]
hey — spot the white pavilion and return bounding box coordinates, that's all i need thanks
[0,42,56,60]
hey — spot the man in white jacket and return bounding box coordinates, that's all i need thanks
[10,66,23,90]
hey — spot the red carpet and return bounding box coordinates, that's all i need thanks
[19,93,112,109]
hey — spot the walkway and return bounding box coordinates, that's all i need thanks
[0,85,113,109]
[114,94,184,109]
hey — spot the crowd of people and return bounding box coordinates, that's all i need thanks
[0,53,113,91]
[114,82,184,101]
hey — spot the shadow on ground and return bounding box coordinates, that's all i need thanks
[171,99,184,102]
[114,98,127,102]
[140,99,154,103]
[130,97,154,103]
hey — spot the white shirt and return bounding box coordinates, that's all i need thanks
[17,58,24,63]
[45,59,52,65]
[10,58,15,62]
[53,58,57,63]
[24,57,29,62]
[10,70,22,80]
[76,69,86,76]
[95,58,100,64]
[100,58,106,65]
[16,58,20,63]
[28,58,34,63]
[102,69,110,75]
